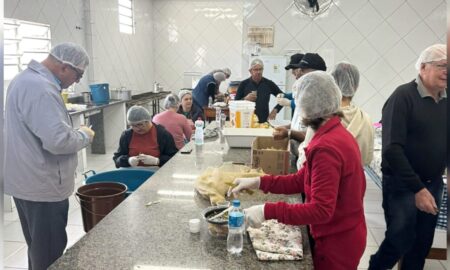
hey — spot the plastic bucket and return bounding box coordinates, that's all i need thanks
[89,83,110,105]
[229,101,255,128]
[83,169,154,196]
[76,182,127,232]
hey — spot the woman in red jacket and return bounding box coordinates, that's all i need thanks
[231,71,367,270]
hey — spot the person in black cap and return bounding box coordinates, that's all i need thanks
[274,53,327,156]
[276,53,304,111]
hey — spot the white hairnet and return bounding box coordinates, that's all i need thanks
[298,71,342,119]
[415,44,446,70]
[163,94,180,109]
[127,106,151,124]
[222,67,231,76]
[50,42,90,71]
[213,71,226,82]
[249,59,264,69]
[331,62,360,97]
[178,89,192,100]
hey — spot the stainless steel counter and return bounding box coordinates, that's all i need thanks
[49,136,313,270]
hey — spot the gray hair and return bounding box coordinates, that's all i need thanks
[163,94,180,109]
[249,59,264,69]
[127,106,151,124]
[50,42,90,71]
[331,62,360,98]
[213,71,226,82]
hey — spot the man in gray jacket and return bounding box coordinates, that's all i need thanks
[4,42,95,270]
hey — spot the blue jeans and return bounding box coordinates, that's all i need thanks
[369,175,443,270]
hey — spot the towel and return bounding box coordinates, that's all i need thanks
[247,220,303,260]
[194,163,264,205]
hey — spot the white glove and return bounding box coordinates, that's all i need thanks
[277,97,291,107]
[229,177,261,197]
[139,154,160,166]
[244,204,265,228]
[128,156,139,167]
[79,126,95,143]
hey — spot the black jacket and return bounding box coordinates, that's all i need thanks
[113,124,178,168]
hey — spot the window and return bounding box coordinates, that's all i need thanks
[4,18,51,81]
[118,0,135,34]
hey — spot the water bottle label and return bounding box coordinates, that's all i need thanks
[228,212,244,228]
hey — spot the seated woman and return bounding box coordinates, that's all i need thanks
[153,94,193,150]
[177,90,204,127]
[231,71,366,270]
[113,106,178,168]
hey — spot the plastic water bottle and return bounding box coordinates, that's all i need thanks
[194,119,204,145]
[208,96,213,107]
[227,199,245,254]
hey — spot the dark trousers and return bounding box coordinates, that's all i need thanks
[14,197,69,270]
[368,176,443,270]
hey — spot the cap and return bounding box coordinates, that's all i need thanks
[297,53,327,71]
[285,53,304,70]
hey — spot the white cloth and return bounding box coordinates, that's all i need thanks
[247,220,303,261]
[4,60,90,202]
[297,103,374,169]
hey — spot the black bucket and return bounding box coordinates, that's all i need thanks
[76,182,127,232]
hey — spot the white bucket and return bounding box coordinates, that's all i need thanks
[228,101,255,128]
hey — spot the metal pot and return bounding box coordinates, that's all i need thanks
[81,92,91,104]
[111,88,132,101]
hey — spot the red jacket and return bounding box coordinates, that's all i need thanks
[261,116,366,239]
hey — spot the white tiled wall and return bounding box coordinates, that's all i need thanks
[6,0,446,120]
[241,0,446,121]
[152,0,244,93]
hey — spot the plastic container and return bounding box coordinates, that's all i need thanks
[228,101,255,128]
[89,83,110,105]
[227,81,241,95]
[76,182,127,232]
[83,169,154,196]
[194,119,204,145]
[227,199,244,254]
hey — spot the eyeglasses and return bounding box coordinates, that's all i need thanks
[429,62,447,71]
[130,122,147,129]
[67,65,84,80]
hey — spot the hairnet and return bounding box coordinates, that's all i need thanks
[163,94,180,109]
[298,71,342,119]
[127,106,151,124]
[222,67,231,76]
[178,89,192,100]
[331,62,360,97]
[415,44,446,70]
[249,59,264,69]
[213,71,226,82]
[50,42,90,71]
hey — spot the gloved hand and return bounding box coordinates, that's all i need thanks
[79,126,95,143]
[229,177,261,197]
[128,156,139,167]
[277,97,291,107]
[139,154,160,166]
[244,204,265,228]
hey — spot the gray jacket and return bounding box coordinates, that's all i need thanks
[4,60,90,202]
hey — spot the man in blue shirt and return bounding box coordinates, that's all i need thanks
[192,71,226,108]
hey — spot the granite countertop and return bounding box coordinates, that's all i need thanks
[49,136,313,270]
[68,99,127,116]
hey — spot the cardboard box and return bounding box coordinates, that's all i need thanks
[251,137,290,175]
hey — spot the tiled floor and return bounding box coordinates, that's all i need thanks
[3,149,448,269]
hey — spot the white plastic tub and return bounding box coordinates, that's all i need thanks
[223,128,273,148]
